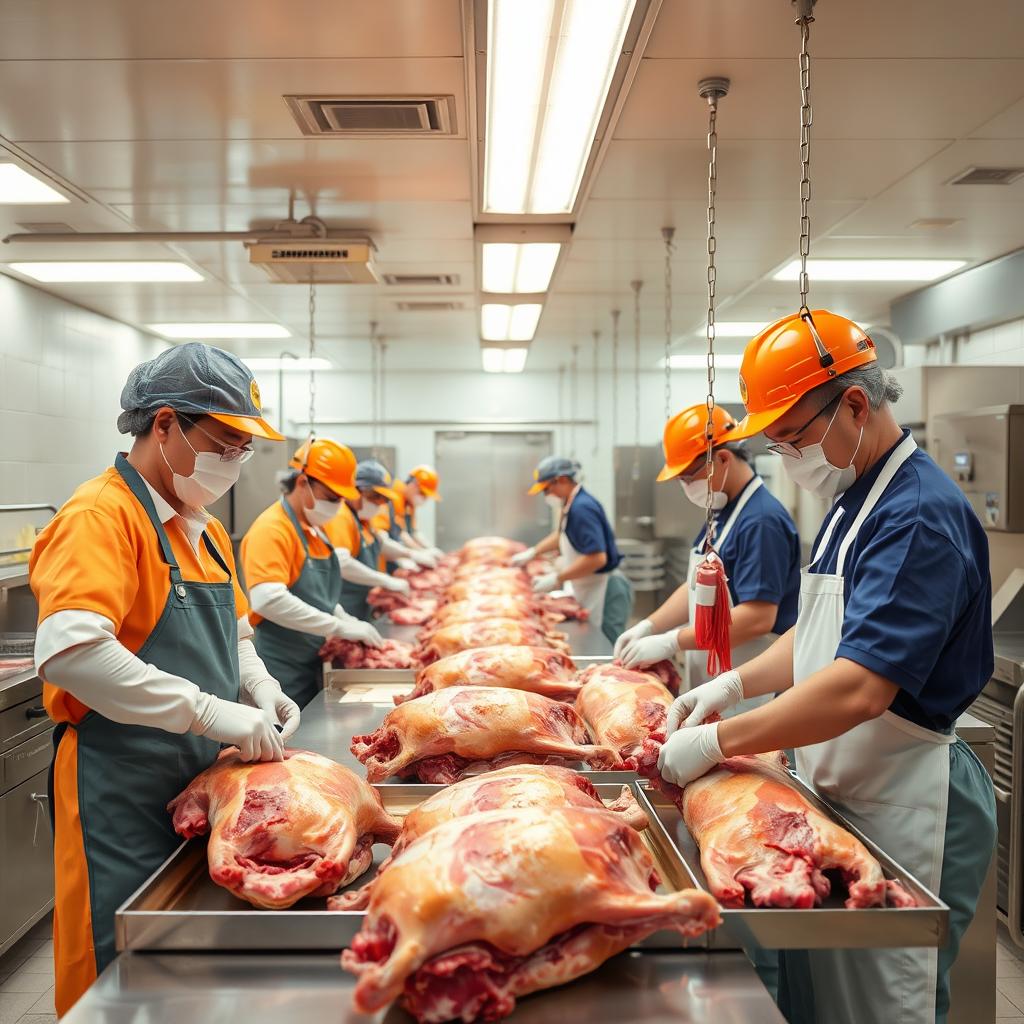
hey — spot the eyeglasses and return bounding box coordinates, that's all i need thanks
[178,415,255,463]
[764,394,842,458]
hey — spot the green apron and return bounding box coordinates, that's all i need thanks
[338,505,383,621]
[600,571,634,646]
[383,499,400,574]
[253,498,342,710]
[54,453,239,976]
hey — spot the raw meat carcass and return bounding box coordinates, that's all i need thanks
[457,536,526,562]
[424,596,554,631]
[536,592,590,622]
[442,577,534,603]
[398,645,580,705]
[320,637,420,669]
[525,557,554,578]
[575,664,675,766]
[633,746,915,910]
[331,764,648,910]
[167,750,400,910]
[340,805,721,1021]
[350,685,617,783]
[388,600,440,626]
[395,566,455,593]
[416,619,570,664]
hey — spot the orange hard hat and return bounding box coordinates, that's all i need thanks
[408,464,441,501]
[737,309,878,437]
[289,437,359,500]
[657,404,751,482]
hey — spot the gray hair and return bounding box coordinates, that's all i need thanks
[807,362,903,411]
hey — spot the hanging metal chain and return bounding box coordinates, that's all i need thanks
[698,77,729,548]
[368,321,379,455]
[591,330,600,456]
[569,343,579,458]
[307,278,317,429]
[379,337,388,453]
[796,3,815,312]
[610,309,621,470]
[557,364,566,453]
[630,281,643,528]
[662,226,675,420]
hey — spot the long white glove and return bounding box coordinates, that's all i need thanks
[243,678,301,741]
[666,670,745,733]
[410,548,438,570]
[378,534,418,563]
[613,618,653,659]
[619,630,680,670]
[657,722,724,788]
[532,572,559,594]
[333,617,385,648]
[510,546,537,567]
[339,555,411,596]
[249,582,339,638]
[396,557,418,571]
[426,546,444,561]
[191,691,285,762]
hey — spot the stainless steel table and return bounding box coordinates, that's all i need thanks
[293,690,370,771]
[65,950,786,1023]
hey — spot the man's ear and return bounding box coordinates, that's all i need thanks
[151,406,176,442]
[846,386,871,426]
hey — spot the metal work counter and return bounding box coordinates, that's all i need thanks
[65,950,786,1023]
[376,617,613,657]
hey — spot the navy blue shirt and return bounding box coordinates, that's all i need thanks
[563,488,621,574]
[808,429,993,732]
[694,476,801,635]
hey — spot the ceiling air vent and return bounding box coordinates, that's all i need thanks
[382,273,460,286]
[396,301,463,312]
[247,239,378,284]
[949,167,1024,186]
[285,95,456,137]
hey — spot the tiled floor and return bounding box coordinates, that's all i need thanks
[4,912,1024,1021]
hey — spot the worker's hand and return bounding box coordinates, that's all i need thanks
[666,670,744,734]
[613,618,653,659]
[619,631,680,670]
[191,692,285,762]
[334,618,385,649]
[410,548,438,570]
[245,679,301,742]
[382,576,413,598]
[426,546,444,561]
[510,546,537,568]
[657,722,724,788]
[395,557,419,572]
[532,571,559,594]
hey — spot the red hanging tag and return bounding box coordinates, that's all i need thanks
[693,552,732,676]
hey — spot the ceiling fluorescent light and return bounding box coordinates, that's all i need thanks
[0,163,69,204]
[149,323,291,339]
[243,357,331,371]
[773,259,966,282]
[481,302,543,342]
[481,346,529,373]
[9,261,203,283]
[481,242,561,293]
[483,0,635,214]
[663,353,743,370]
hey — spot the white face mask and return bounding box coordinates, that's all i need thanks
[781,400,863,500]
[305,498,339,527]
[544,493,563,510]
[161,421,241,509]
[357,501,378,522]
[408,489,425,508]
[680,461,729,511]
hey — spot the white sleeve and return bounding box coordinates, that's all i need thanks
[237,614,254,643]
[412,530,430,548]
[36,612,202,734]
[399,529,418,549]
[378,533,414,560]
[249,582,338,638]
[339,556,390,588]
[237,634,277,700]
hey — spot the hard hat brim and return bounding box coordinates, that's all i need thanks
[373,485,400,502]
[656,462,683,483]
[528,481,549,496]
[324,480,360,501]
[735,394,802,439]
[210,412,284,441]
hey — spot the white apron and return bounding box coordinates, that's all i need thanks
[557,486,611,631]
[793,433,952,1024]
[685,477,778,709]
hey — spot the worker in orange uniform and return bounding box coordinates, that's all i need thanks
[358,460,437,573]
[381,465,444,564]
[241,439,388,710]
[30,344,294,1017]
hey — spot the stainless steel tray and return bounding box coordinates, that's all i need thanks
[634,781,949,950]
[115,781,697,953]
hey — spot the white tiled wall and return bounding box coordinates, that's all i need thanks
[956,318,1024,365]
[0,273,167,523]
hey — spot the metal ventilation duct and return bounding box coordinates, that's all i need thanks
[285,95,457,136]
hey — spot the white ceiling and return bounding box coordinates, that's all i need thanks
[0,0,1022,372]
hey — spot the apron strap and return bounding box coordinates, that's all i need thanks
[199,531,233,579]
[279,496,315,556]
[835,434,917,576]
[114,454,181,575]
[810,506,846,567]
[714,476,763,549]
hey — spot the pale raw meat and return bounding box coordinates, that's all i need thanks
[536,593,589,621]
[442,577,534,603]
[399,645,580,704]
[350,685,617,783]
[425,596,557,631]
[167,749,400,910]
[632,746,916,910]
[416,619,570,664]
[320,637,420,669]
[458,536,526,562]
[331,764,648,911]
[340,805,721,1021]
[367,588,439,625]
[575,664,675,766]
[396,566,456,593]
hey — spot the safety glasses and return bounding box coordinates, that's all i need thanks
[178,415,255,463]
[764,394,842,458]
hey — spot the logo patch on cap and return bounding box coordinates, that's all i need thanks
[738,373,748,405]
[250,379,261,410]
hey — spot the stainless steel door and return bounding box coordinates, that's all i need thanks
[434,431,552,549]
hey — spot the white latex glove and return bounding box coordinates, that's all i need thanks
[666,670,745,734]
[510,546,537,568]
[613,618,653,659]
[427,546,444,561]
[396,557,418,572]
[382,576,412,597]
[332,617,385,649]
[191,693,285,762]
[532,571,559,594]
[657,721,724,788]
[245,679,301,742]
[410,548,438,570]
[619,631,680,670]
